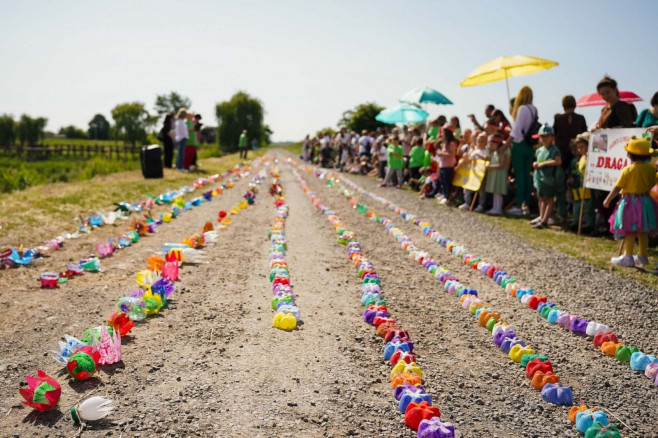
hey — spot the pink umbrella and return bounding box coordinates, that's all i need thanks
[577,90,643,107]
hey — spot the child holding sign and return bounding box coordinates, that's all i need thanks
[568,132,595,232]
[604,137,658,267]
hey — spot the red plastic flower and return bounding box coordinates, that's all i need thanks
[20,370,61,412]
[107,311,135,337]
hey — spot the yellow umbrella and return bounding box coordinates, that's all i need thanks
[460,55,559,100]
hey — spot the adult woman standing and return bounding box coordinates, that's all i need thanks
[592,76,638,234]
[506,86,537,216]
[174,108,188,171]
[596,75,637,129]
[159,112,174,168]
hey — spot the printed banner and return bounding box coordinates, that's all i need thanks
[452,159,488,191]
[584,128,653,191]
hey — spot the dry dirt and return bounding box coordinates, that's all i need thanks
[0,151,656,438]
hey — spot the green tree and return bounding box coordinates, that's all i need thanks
[338,102,386,133]
[110,102,150,145]
[215,91,264,153]
[0,114,15,145]
[154,91,192,116]
[261,124,273,145]
[88,114,110,140]
[16,115,47,146]
[59,125,88,139]
[315,127,336,138]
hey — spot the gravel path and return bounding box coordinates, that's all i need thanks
[297,158,657,437]
[0,151,656,438]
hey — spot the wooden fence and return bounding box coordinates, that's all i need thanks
[0,144,141,161]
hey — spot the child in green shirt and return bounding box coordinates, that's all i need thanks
[531,124,564,229]
[380,137,404,188]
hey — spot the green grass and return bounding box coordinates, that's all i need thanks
[0,156,141,193]
[42,138,125,146]
[271,142,302,155]
[0,148,266,245]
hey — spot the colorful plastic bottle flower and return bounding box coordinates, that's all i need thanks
[271,293,294,310]
[614,345,639,362]
[530,371,560,390]
[51,334,87,364]
[391,361,422,379]
[272,312,297,330]
[67,346,100,380]
[92,325,122,365]
[81,325,115,345]
[404,401,440,431]
[70,396,114,423]
[107,311,134,337]
[392,372,422,389]
[384,328,410,343]
[593,331,618,347]
[576,410,609,434]
[540,382,573,406]
[629,352,658,371]
[646,362,658,381]
[509,344,535,363]
[583,422,621,438]
[146,255,166,272]
[96,241,114,258]
[20,370,61,412]
[39,272,59,288]
[142,289,163,315]
[525,358,553,378]
[117,296,147,321]
[390,350,417,365]
[601,341,623,356]
[417,417,455,438]
[384,340,413,361]
[398,389,431,413]
[276,304,300,321]
[585,322,611,337]
[569,404,590,423]
[181,248,206,263]
[81,258,101,272]
[394,382,425,400]
[150,278,174,306]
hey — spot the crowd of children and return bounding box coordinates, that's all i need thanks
[301,79,658,268]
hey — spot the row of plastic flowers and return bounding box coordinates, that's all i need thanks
[303,166,627,438]
[37,163,260,288]
[19,166,268,427]
[293,167,455,437]
[268,170,301,331]
[2,168,245,270]
[313,168,658,388]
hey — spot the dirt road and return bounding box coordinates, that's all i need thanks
[0,151,656,437]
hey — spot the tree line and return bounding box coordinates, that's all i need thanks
[0,91,272,153]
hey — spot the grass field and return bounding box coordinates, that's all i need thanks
[0,148,266,245]
[0,156,141,192]
[42,138,125,146]
[0,142,225,193]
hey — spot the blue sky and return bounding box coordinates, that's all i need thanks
[0,0,656,141]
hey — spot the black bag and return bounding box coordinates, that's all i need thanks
[523,106,541,146]
[141,144,163,179]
